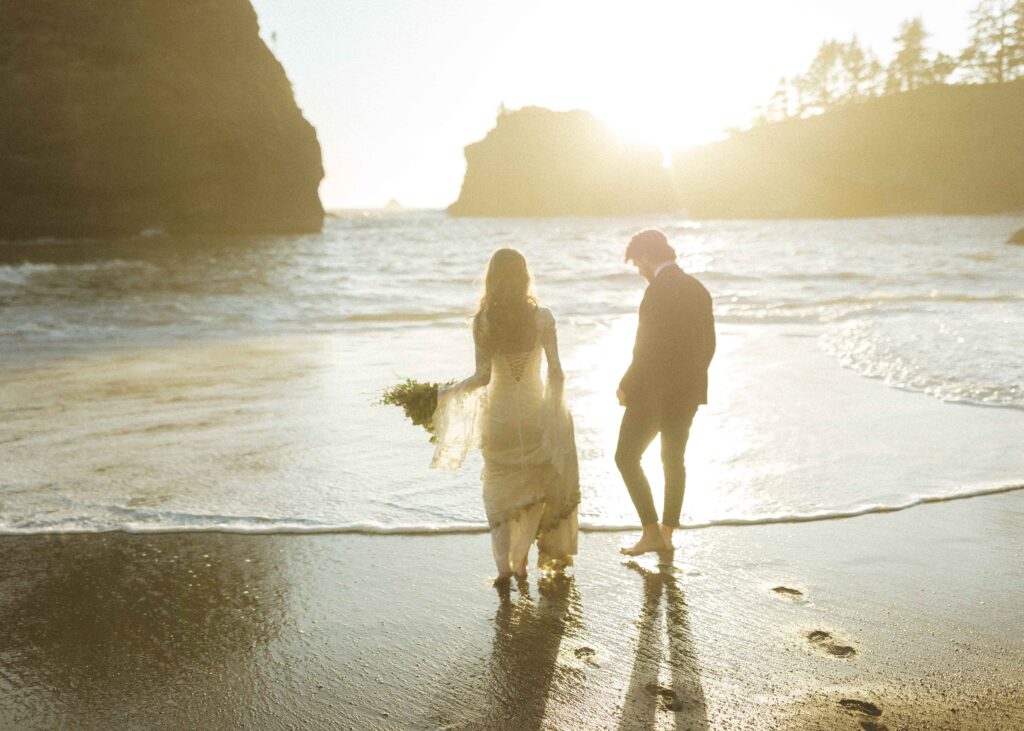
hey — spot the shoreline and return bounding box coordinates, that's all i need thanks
[2,490,1021,730]
[2,478,1023,538]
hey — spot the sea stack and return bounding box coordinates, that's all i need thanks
[0,0,324,238]
[448,107,675,217]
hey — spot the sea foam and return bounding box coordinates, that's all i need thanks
[2,482,1020,537]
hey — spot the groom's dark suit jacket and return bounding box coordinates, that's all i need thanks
[619,263,716,407]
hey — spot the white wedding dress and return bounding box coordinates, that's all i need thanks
[431,307,580,574]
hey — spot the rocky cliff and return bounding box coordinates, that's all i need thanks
[448,107,675,217]
[672,80,1024,219]
[0,0,324,238]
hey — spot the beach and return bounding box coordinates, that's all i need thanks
[4,0,1024,726]
[2,488,1022,730]
[2,212,1023,729]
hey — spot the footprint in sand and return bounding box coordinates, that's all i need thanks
[839,699,887,730]
[771,585,807,603]
[644,682,684,712]
[573,646,600,667]
[839,699,882,716]
[807,630,856,658]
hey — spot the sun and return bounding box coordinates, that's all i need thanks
[601,106,722,166]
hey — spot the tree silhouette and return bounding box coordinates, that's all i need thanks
[775,37,884,121]
[1007,0,1024,77]
[795,40,844,112]
[839,36,885,101]
[764,76,794,122]
[927,51,960,85]
[961,0,1023,82]
[887,18,933,93]
[752,6,1021,129]
[793,38,884,114]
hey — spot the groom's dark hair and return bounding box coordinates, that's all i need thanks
[625,229,675,264]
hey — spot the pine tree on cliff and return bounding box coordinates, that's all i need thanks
[961,0,1024,82]
[886,18,932,93]
[789,37,883,117]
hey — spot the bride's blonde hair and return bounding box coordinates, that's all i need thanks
[475,248,538,352]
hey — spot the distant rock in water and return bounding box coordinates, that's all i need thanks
[673,80,1024,218]
[1010,227,1024,244]
[0,1,324,238]
[448,107,675,217]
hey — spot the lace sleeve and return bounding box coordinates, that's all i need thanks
[538,307,564,381]
[429,316,490,470]
[462,316,492,390]
[538,308,579,516]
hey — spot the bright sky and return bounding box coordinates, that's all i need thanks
[250,0,979,210]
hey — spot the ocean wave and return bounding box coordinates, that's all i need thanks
[725,293,1024,316]
[0,262,59,285]
[0,259,155,288]
[790,292,1024,307]
[3,481,1020,536]
[714,307,883,325]
[575,270,764,285]
[822,317,1024,409]
[714,290,1024,326]
[335,311,470,323]
[776,271,873,282]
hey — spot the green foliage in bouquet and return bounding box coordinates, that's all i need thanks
[379,378,456,442]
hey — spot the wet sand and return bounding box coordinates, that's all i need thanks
[2,491,1022,730]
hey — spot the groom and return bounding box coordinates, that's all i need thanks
[616,229,716,556]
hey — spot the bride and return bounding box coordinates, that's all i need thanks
[431,248,580,583]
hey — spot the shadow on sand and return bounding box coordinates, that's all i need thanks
[620,561,709,730]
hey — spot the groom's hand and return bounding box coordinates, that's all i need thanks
[616,387,627,407]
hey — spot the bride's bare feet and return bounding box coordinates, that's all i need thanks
[493,571,514,586]
[620,525,668,556]
[659,524,676,552]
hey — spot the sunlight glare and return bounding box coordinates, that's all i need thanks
[567,310,739,527]
[485,0,786,154]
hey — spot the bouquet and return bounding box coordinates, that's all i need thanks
[379,378,455,442]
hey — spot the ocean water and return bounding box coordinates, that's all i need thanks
[1,212,1023,535]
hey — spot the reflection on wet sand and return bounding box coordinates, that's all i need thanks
[0,533,286,729]
[620,561,708,730]
[488,574,582,728]
[432,573,583,729]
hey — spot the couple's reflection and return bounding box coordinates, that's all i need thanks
[483,573,582,729]
[620,561,709,730]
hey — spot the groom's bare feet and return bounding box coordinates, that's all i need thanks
[620,525,668,556]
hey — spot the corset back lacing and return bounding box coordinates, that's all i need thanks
[505,351,531,382]
[500,349,534,491]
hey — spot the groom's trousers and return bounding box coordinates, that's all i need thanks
[615,399,698,528]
